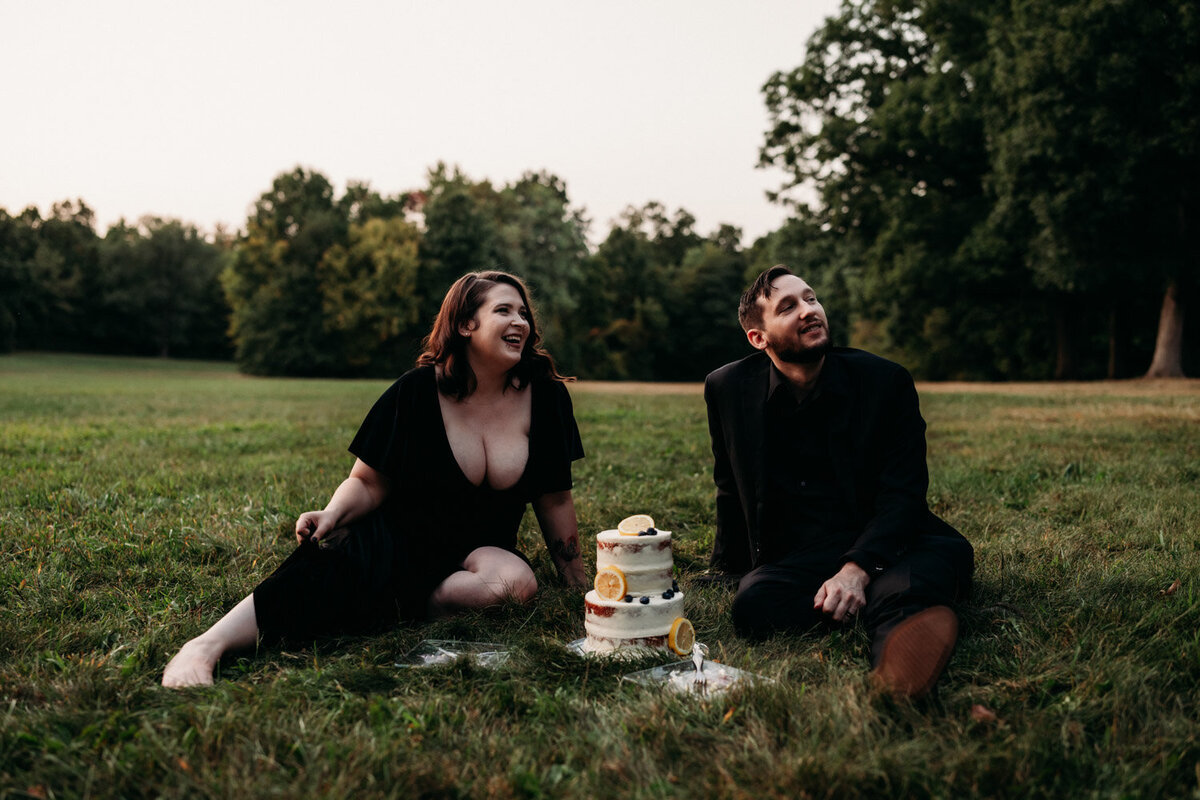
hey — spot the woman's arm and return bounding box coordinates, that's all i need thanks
[532,489,587,588]
[295,458,391,543]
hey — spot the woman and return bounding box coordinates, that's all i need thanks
[163,271,587,687]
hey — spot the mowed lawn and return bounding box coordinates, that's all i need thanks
[1,353,1197,799]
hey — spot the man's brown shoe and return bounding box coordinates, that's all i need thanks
[870,605,959,699]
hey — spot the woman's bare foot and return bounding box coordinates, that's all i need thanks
[161,595,259,688]
[161,638,222,688]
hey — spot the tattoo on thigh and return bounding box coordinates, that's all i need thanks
[550,535,581,561]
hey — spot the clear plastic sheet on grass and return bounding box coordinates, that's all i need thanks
[620,659,769,697]
[394,639,511,668]
[621,643,770,697]
[566,638,771,696]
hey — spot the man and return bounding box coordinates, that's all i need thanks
[704,265,973,699]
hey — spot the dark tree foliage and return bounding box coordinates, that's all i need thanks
[0,202,230,359]
[27,201,102,353]
[760,0,1196,378]
[0,208,42,353]
[319,215,424,375]
[94,218,231,359]
[417,166,504,322]
[224,168,437,377]
[668,231,755,380]
[5,172,768,379]
[577,205,682,380]
[760,0,1045,379]
[988,0,1198,377]
[220,165,598,378]
[493,171,590,372]
[16,0,1196,391]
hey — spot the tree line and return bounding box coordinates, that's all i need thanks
[0,201,231,360]
[2,0,1194,380]
[0,166,758,380]
[758,0,1196,379]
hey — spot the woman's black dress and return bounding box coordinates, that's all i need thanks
[252,366,584,643]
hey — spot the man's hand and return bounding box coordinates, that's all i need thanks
[813,562,870,622]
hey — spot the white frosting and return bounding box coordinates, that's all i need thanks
[584,590,686,652]
[595,529,674,595]
[584,527,684,653]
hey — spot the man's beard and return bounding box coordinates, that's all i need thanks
[773,334,831,364]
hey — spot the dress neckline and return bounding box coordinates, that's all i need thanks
[430,372,532,492]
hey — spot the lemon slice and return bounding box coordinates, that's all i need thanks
[668,617,695,655]
[593,566,627,600]
[617,514,655,536]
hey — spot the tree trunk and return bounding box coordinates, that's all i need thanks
[1144,280,1186,378]
[1054,304,1074,380]
[1106,306,1119,379]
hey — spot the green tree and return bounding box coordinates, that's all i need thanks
[573,203,743,380]
[576,206,674,379]
[142,218,230,358]
[0,208,41,352]
[988,0,1198,378]
[26,200,102,352]
[94,218,230,358]
[319,215,424,373]
[223,167,350,375]
[494,171,590,371]
[417,164,505,328]
[338,179,412,225]
[636,202,704,271]
[760,0,1058,379]
[667,229,752,379]
[763,0,1196,379]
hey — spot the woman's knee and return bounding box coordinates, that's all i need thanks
[499,564,538,603]
[464,547,537,603]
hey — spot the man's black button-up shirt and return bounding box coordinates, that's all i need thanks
[761,362,857,561]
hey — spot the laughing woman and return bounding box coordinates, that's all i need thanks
[163,271,588,687]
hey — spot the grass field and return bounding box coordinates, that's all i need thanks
[1,353,1197,799]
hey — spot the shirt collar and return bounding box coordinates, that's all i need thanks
[766,350,852,406]
[767,360,790,400]
[768,359,826,408]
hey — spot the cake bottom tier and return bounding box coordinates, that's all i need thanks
[583,590,685,653]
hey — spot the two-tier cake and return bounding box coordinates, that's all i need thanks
[583,514,693,655]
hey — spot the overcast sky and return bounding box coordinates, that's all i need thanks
[2,1,840,245]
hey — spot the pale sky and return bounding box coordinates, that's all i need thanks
[1,1,840,246]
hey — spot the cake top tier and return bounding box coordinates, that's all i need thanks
[597,528,672,546]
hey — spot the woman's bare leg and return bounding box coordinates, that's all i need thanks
[162,594,259,688]
[427,546,538,619]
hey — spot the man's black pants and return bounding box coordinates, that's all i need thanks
[730,532,974,665]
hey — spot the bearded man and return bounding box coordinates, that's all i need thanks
[704,265,974,699]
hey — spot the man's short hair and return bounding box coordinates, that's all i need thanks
[738,264,795,332]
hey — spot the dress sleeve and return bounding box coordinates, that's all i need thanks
[530,379,585,496]
[348,373,416,476]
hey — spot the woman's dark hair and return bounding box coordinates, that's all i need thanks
[417,270,569,399]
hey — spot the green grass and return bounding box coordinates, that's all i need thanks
[1,353,1197,799]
